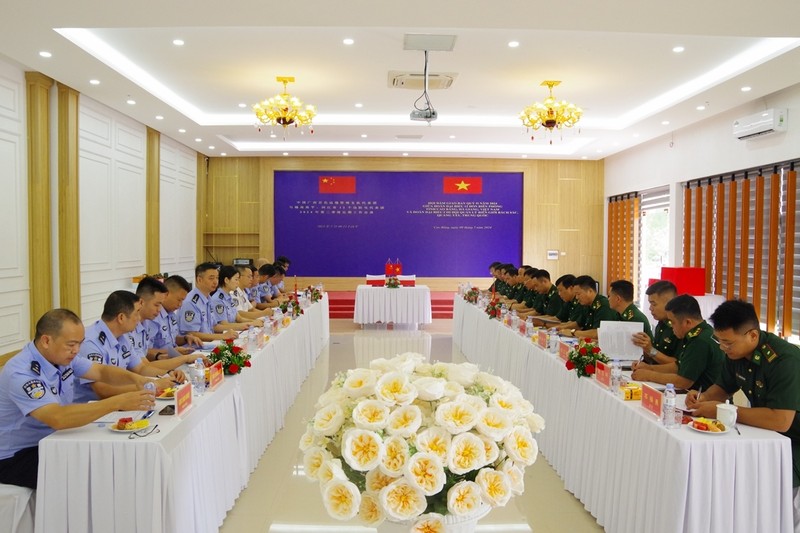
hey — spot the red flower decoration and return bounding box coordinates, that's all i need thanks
[565,360,575,370]
[212,347,220,354]
[232,345,243,354]
[592,346,601,354]
[244,360,252,367]
[228,363,240,374]
[584,338,593,343]
[585,363,596,375]
[579,347,588,355]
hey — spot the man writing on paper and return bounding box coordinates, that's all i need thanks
[607,279,653,340]
[558,275,618,339]
[631,280,679,364]
[0,309,155,489]
[631,294,723,391]
[686,299,800,528]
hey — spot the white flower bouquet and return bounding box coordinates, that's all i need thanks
[299,353,545,531]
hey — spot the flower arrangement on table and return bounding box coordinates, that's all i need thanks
[385,276,401,289]
[306,285,323,303]
[299,352,544,531]
[463,287,480,304]
[565,338,609,378]
[484,298,501,319]
[208,339,251,375]
[280,293,303,317]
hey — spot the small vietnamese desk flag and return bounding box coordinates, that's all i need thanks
[319,176,356,194]
[443,176,482,194]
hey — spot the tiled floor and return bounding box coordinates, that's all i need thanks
[220,319,604,532]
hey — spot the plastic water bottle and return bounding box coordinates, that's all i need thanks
[610,359,622,395]
[663,383,679,428]
[143,381,155,395]
[192,357,206,397]
[525,317,534,336]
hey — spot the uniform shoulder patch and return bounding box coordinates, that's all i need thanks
[215,304,225,314]
[763,344,778,363]
[61,368,74,380]
[593,300,601,310]
[23,379,46,400]
[98,331,107,344]
[30,361,41,376]
[192,294,200,304]
[185,310,195,322]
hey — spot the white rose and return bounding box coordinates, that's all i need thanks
[489,392,523,415]
[312,402,346,437]
[369,357,395,373]
[380,435,410,476]
[315,386,347,409]
[342,428,384,471]
[503,426,538,466]
[477,434,500,466]
[317,458,347,486]
[415,427,452,462]
[447,432,486,474]
[303,446,331,481]
[475,468,512,507]
[298,426,321,451]
[358,492,385,526]
[414,362,435,376]
[366,468,400,493]
[435,401,479,434]
[447,480,483,516]
[475,407,514,441]
[413,376,447,401]
[525,412,546,434]
[386,405,423,437]
[376,372,418,406]
[404,452,446,496]
[412,514,445,533]
[322,479,361,520]
[457,392,489,413]
[499,460,525,495]
[352,399,390,430]
[443,381,465,398]
[379,479,428,521]
[475,372,509,394]
[435,362,480,386]
[395,352,427,373]
[343,368,379,398]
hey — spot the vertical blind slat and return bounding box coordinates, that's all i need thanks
[715,183,725,295]
[767,174,780,330]
[784,171,797,337]
[683,186,692,267]
[726,181,738,300]
[739,179,750,301]
[704,182,714,292]
[753,175,765,313]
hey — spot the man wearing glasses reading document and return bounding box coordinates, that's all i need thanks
[686,300,800,529]
[0,309,155,489]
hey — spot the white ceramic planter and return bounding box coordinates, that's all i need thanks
[376,504,491,533]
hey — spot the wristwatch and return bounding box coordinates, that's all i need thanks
[570,328,576,336]
[648,346,658,357]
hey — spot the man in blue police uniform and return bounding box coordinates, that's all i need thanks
[178,263,237,341]
[74,291,181,402]
[147,275,203,359]
[0,309,155,489]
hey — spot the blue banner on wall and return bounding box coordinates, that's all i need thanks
[274,170,522,277]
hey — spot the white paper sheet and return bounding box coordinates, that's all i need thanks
[598,320,644,360]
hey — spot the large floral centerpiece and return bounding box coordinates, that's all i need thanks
[208,339,251,375]
[463,287,480,304]
[566,338,609,378]
[280,293,303,317]
[385,276,401,289]
[307,285,323,303]
[299,353,544,531]
[484,298,501,319]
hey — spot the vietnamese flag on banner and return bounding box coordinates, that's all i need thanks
[443,176,482,194]
[319,176,356,194]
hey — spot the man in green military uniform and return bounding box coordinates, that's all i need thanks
[632,280,679,364]
[632,294,723,391]
[608,279,653,340]
[687,300,800,526]
[562,275,618,339]
[529,270,562,317]
[514,268,542,316]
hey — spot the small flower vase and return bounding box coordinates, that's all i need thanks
[376,504,491,533]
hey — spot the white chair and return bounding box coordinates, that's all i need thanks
[0,484,35,533]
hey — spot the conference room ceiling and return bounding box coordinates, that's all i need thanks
[2,0,799,160]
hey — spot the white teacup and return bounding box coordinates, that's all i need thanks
[717,403,738,427]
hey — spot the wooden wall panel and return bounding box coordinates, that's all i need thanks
[206,157,604,290]
[57,83,81,312]
[146,127,160,274]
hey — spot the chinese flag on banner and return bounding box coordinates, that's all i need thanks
[318,176,356,194]
[443,176,482,194]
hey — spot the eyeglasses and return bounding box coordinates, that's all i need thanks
[128,424,160,439]
[711,329,756,349]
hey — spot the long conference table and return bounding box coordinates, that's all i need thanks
[453,296,793,533]
[33,295,330,533]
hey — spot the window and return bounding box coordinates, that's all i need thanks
[638,186,670,308]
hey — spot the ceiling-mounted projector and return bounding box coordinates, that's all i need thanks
[410,109,438,122]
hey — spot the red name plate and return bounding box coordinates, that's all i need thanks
[175,382,193,417]
[595,360,611,388]
[641,383,663,418]
[208,361,224,391]
[537,330,548,349]
[518,322,527,336]
[559,341,570,361]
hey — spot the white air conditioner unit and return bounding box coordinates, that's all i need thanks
[733,108,788,140]
[388,71,457,90]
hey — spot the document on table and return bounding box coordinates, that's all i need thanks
[598,321,644,360]
[94,410,148,424]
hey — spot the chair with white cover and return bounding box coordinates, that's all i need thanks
[0,484,35,533]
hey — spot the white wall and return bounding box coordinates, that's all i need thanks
[78,96,147,322]
[159,135,197,281]
[0,59,29,352]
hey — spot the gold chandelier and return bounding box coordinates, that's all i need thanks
[519,80,582,142]
[253,76,316,136]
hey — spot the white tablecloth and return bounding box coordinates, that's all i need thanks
[453,296,794,533]
[0,484,34,533]
[353,285,432,325]
[34,296,330,533]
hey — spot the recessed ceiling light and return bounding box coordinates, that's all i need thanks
[208,145,215,150]
[596,149,603,153]
[194,138,202,142]
[282,152,289,156]
[155,115,164,120]
[508,41,520,48]
[89,79,100,85]
[672,46,685,53]
[220,152,227,156]
[343,38,354,45]
[361,134,367,138]
[178,128,186,133]
[402,153,409,157]
[354,103,363,108]
[661,120,670,125]
[270,133,277,138]
[126,99,136,105]
[342,152,349,156]
[172,39,185,46]
[741,86,752,92]
[521,154,527,158]
[39,51,52,58]
[696,105,706,111]
[238,103,247,108]
[449,135,456,139]
[632,133,639,138]
[581,156,588,160]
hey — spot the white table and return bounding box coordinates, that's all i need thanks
[34,296,330,533]
[353,285,432,326]
[453,296,794,533]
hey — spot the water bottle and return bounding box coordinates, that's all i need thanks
[510,309,518,329]
[192,357,206,397]
[525,317,534,336]
[610,359,622,395]
[143,381,155,397]
[663,383,679,428]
